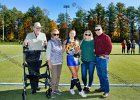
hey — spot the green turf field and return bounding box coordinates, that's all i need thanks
[0,44,140,100]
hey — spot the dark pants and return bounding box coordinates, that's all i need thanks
[122,47,125,54]
[127,47,130,54]
[27,60,42,90]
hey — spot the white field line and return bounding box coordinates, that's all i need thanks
[0,83,140,87]
[0,54,22,62]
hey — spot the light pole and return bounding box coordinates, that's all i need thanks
[0,4,4,41]
[63,4,69,38]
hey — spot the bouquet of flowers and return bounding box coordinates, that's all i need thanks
[66,40,80,57]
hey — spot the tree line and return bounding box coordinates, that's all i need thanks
[0,2,140,42]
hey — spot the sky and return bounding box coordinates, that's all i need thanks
[0,0,140,21]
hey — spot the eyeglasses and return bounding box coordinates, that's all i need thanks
[85,34,91,36]
[36,27,41,30]
[95,29,100,31]
[53,34,59,36]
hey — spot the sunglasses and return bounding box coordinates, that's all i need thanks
[36,27,41,29]
[53,34,59,36]
[95,29,100,31]
[85,34,91,36]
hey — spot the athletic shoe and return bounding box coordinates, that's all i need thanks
[94,88,104,93]
[83,87,87,91]
[102,92,109,98]
[79,90,87,97]
[36,87,40,91]
[83,87,90,92]
[70,89,75,95]
[32,90,37,94]
[54,90,62,95]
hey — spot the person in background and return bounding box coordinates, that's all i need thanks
[64,30,87,97]
[131,39,136,54]
[23,22,47,94]
[94,25,112,98]
[127,39,131,54]
[121,39,126,54]
[80,30,95,92]
[46,29,65,98]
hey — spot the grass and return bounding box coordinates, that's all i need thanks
[0,41,21,45]
[0,44,140,100]
[0,86,140,100]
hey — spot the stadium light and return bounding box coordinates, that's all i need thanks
[63,4,70,38]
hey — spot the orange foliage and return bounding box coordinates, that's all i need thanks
[50,20,58,31]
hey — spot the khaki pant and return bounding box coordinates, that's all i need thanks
[51,64,62,92]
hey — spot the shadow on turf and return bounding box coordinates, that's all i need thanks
[57,90,103,99]
[0,88,104,100]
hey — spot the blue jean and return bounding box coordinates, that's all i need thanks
[81,61,95,87]
[95,56,109,93]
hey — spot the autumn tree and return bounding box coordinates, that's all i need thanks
[106,3,117,39]
[95,3,106,28]
[59,22,67,40]
[47,20,58,40]
[71,9,87,40]
[126,6,137,40]
[116,2,127,41]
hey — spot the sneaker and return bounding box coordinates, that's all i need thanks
[51,93,56,98]
[36,87,40,91]
[70,89,75,95]
[54,90,62,95]
[83,87,90,92]
[102,92,109,98]
[94,88,104,93]
[32,90,37,94]
[83,87,87,91]
[79,90,87,97]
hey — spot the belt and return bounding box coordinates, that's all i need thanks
[96,55,102,57]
